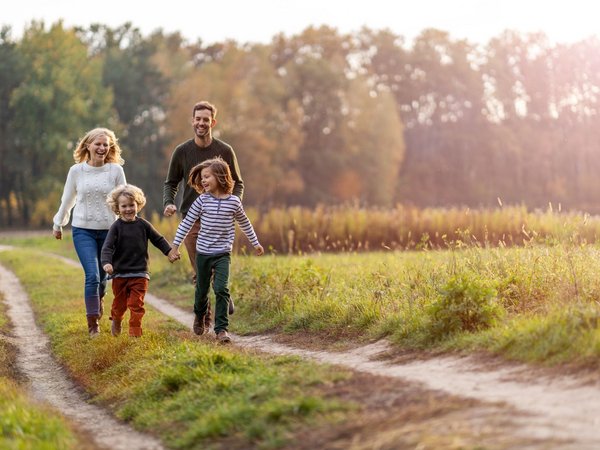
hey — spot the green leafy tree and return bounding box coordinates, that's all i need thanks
[8,21,113,226]
[78,23,172,214]
[0,27,27,226]
[337,76,405,205]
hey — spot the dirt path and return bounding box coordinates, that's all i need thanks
[145,278,600,448]
[142,271,600,448]
[148,304,600,447]
[4,246,600,448]
[0,254,164,450]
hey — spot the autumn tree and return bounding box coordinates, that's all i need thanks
[78,23,173,214]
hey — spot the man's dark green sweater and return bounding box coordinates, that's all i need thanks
[163,138,244,216]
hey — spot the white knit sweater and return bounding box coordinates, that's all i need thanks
[53,162,126,231]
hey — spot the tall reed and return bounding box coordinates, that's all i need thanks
[151,204,598,254]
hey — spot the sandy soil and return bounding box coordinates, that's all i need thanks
[2,245,600,448]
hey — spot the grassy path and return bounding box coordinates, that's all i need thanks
[32,247,600,448]
[3,236,600,448]
[0,258,165,449]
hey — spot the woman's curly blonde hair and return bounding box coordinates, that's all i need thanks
[73,127,124,165]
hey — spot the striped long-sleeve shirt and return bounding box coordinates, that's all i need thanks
[172,193,260,255]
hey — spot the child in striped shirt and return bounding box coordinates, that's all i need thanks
[171,157,264,343]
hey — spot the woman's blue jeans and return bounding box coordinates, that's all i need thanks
[72,227,108,317]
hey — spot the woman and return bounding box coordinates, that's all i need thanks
[52,128,126,337]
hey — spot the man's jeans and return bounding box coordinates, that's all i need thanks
[72,227,108,317]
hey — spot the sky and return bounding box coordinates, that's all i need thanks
[5,0,600,46]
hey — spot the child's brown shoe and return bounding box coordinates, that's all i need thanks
[111,318,122,336]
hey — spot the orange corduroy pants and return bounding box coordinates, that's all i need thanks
[110,277,148,337]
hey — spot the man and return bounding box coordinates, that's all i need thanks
[163,101,244,328]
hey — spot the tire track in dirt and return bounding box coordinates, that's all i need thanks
[0,253,164,450]
[6,246,600,448]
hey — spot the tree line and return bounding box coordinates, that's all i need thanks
[1,21,599,228]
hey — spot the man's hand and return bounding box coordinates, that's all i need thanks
[103,264,114,275]
[164,204,177,217]
[53,229,62,240]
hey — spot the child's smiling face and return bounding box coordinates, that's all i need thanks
[117,195,138,222]
[201,167,219,194]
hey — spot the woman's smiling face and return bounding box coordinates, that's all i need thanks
[87,134,110,166]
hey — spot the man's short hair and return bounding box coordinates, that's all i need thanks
[192,101,217,119]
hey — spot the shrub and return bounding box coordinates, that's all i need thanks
[427,272,503,341]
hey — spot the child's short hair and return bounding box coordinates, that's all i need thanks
[188,157,234,195]
[106,184,147,215]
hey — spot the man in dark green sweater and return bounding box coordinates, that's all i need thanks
[163,101,244,327]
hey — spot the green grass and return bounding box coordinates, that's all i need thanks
[0,249,354,449]
[151,243,600,366]
[0,292,17,379]
[0,233,76,258]
[0,380,78,450]
[0,293,81,449]
[4,233,600,368]
[3,232,600,447]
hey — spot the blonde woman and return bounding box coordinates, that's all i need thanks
[52,128,126,337]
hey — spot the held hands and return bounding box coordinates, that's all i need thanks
[103,264,114,275]
[254,244,264,256]
[168,247,181,263]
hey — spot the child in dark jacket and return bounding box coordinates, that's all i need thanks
[101,184,179,337]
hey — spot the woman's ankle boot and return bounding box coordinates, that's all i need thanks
[87,315,100,337]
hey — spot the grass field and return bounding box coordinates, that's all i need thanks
[4,231,600,366]
[0,248,359,449]
[146,204,600,253]
[0,291,82,449]
[3,230,600,448]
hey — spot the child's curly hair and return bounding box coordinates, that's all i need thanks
[106,184,147,215]
[188,157,234,194]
